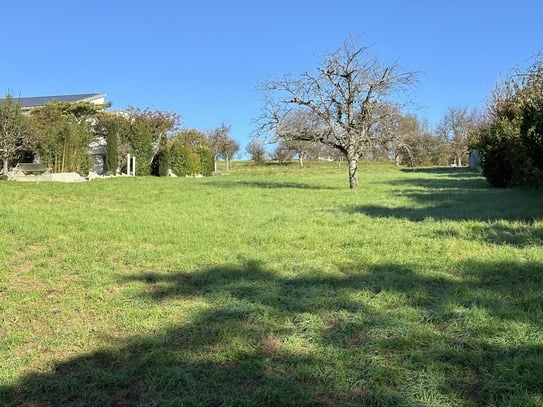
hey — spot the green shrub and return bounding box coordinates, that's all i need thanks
[196,145,214,176]
[105,121,119,175]
[152,148,169,177]
[477,58,543,188]
[168,139,214,177]
[169,140,193,176]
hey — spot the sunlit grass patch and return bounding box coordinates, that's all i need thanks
[1,163,542,406]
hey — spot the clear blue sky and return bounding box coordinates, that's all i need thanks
[2,0,541,154]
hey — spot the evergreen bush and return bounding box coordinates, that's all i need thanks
[197,146,214,176]
[477,58,543,187]
[152,148,169,176]
[105,121,119,175]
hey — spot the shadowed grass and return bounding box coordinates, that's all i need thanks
[1,163,542,406]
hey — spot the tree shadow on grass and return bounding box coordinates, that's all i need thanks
[360,168,542,221]
[2,259,543,406]
[400,166,480,176]
[204,179,338,190]
[350,168,543,247]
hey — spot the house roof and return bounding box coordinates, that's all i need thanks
[2,93,106,108]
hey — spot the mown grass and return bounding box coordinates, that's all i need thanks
[1,162,542,406]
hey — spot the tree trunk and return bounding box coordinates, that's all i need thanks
[454,154,462,167]
[348,154,359,189]
[2,156,8,175]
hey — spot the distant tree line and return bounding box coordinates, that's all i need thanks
[0,96,239,178]
[260,104,478,170]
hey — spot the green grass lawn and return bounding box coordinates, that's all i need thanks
[1,162,542,406]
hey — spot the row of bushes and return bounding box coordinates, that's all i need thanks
[92,108,215,177]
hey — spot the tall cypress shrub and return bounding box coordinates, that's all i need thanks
[197,145,214,176]
[105,121,119,175]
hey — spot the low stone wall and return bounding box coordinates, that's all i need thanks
[51,172,86,182]
[10,172,86,183]
[10,174,53,182]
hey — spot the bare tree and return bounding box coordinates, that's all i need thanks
[370,106,419,165]
[246,139,266,164]
[223,137,239,171]
[258,38,416,189]
[275,109,322,167]
[0,94,32,175]
[272,142,295,163]
[437,106,479,167]
[207,123,239,171]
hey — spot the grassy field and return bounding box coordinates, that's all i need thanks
[1,162,542,406]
